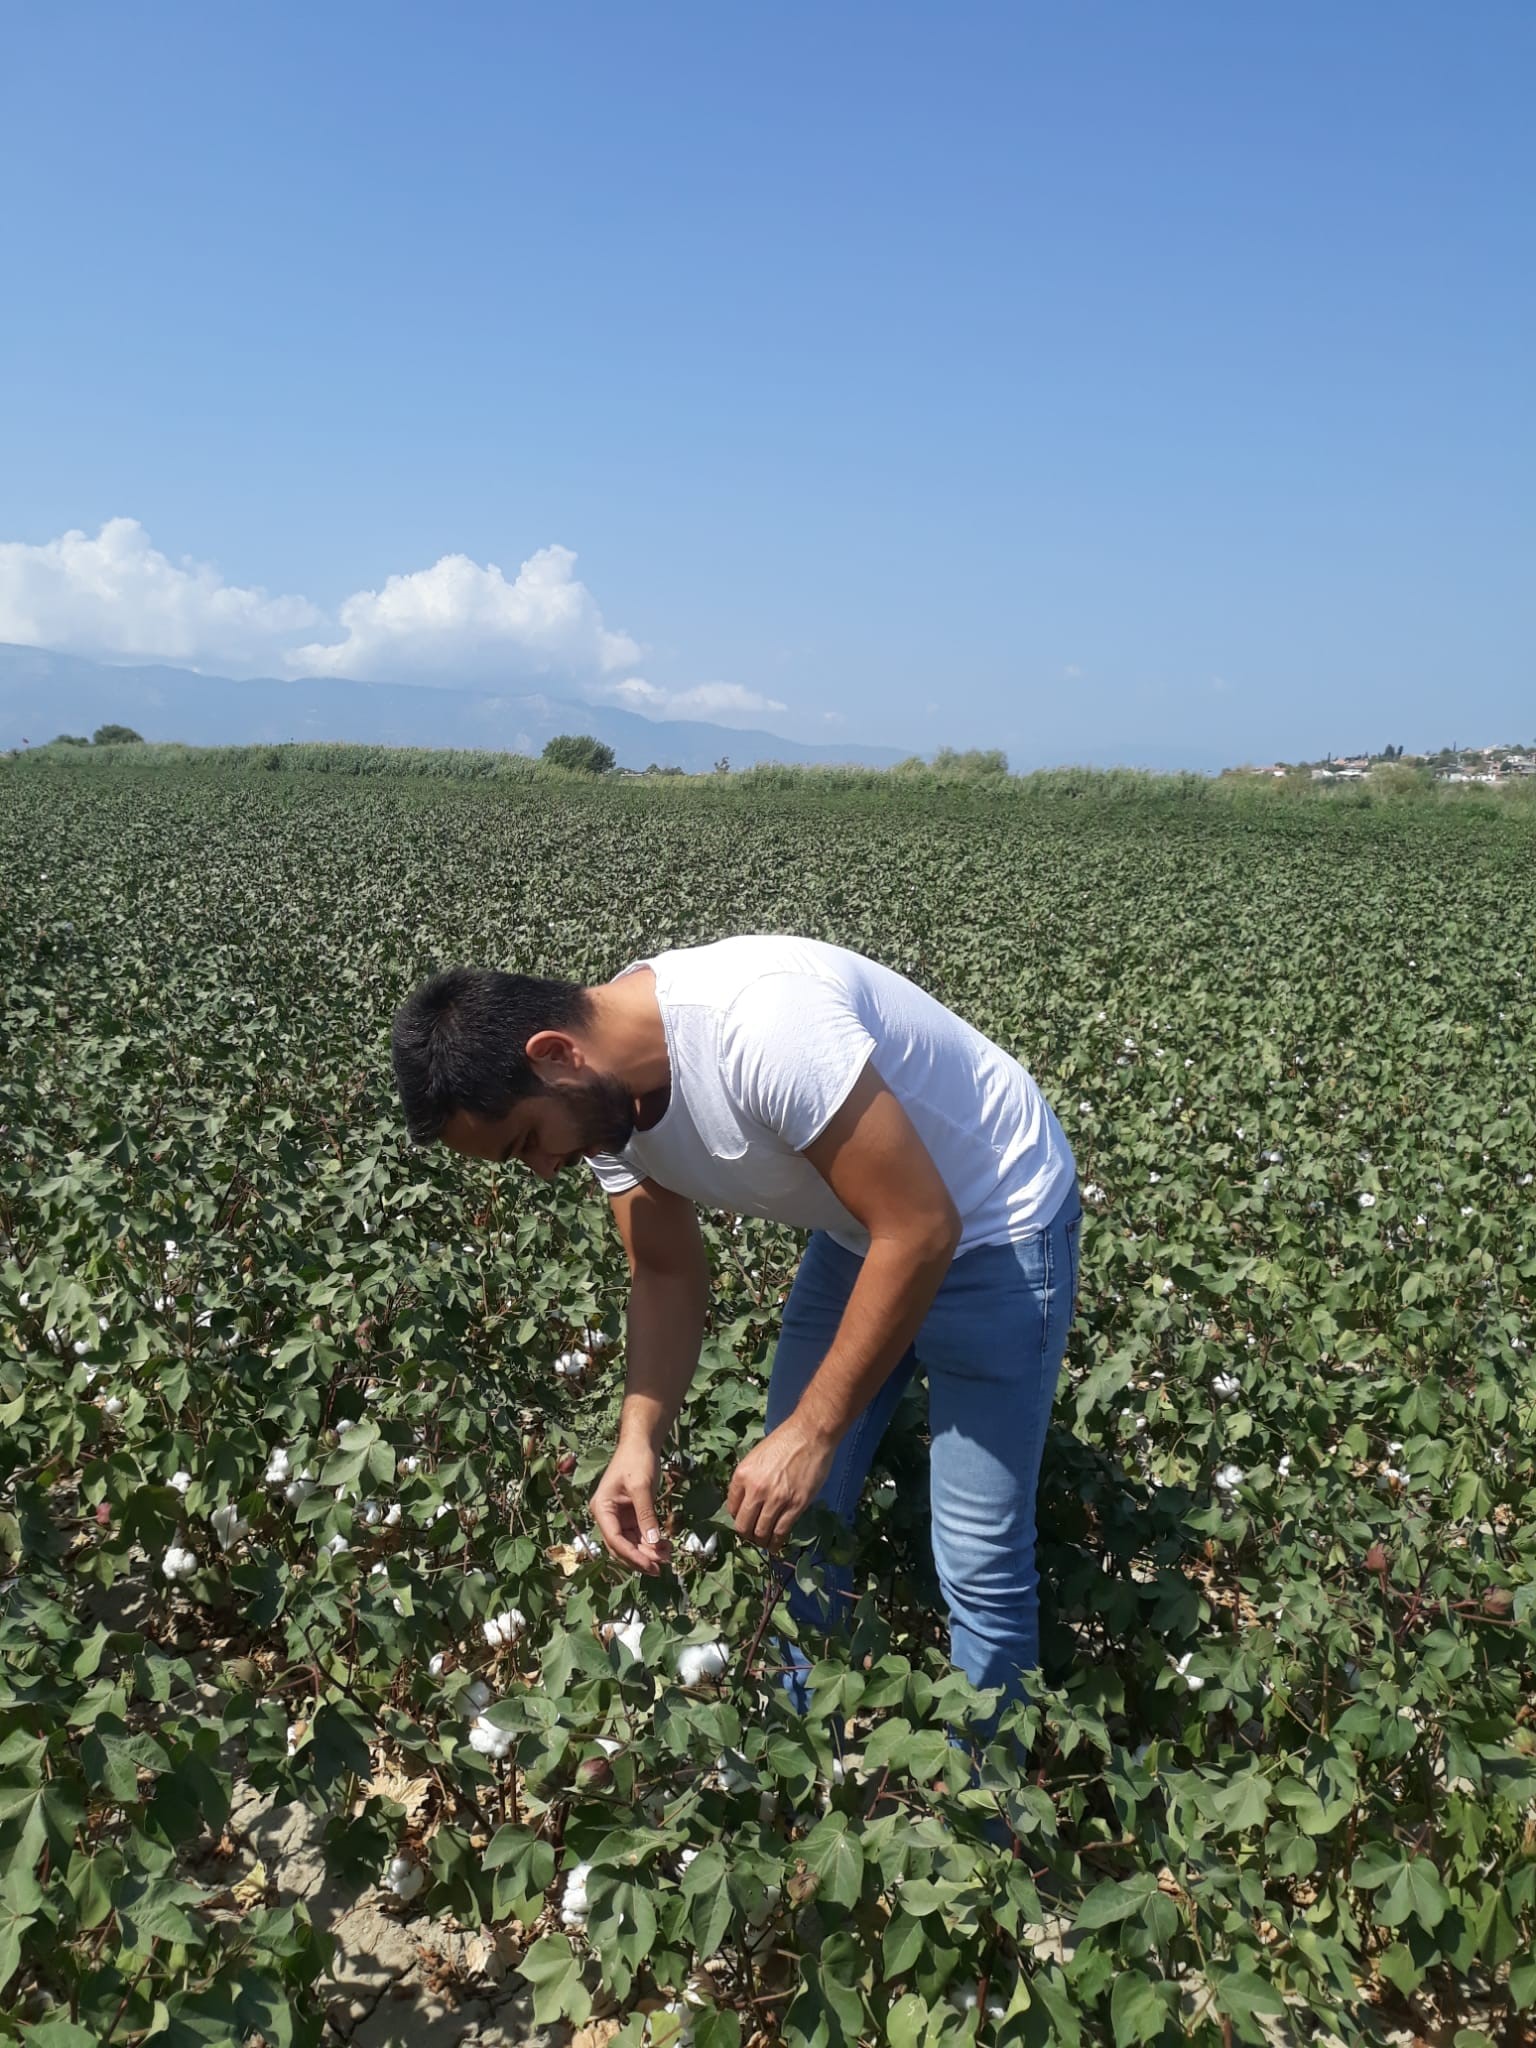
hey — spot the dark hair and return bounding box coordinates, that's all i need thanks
[391,966,593,1143]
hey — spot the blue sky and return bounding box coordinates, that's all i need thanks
[1,2,1530,768]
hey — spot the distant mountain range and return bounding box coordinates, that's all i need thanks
[0,645,905,775]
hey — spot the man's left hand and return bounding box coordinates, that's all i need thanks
[726,1416,838,1548]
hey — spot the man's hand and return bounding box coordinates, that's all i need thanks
[590,1444,672,1575]
[726,1415,837,1548]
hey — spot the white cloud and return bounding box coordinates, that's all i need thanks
[0,518,801,730]
[592,677,787,723]
[292,544,639,683]
[0,517,320,670]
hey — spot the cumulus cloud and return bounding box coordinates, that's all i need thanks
[0,518,791,729]
[291,544,640,682]
[0,517,321,670]
[593,678,787,722]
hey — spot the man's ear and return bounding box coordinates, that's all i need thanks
[524,1028,583,1072]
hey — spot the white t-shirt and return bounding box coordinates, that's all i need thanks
[587,935,1076,1256]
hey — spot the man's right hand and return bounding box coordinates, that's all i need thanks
[590,1443,672,1575]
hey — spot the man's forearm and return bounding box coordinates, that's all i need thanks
[791,1228,958,1445]
[617,1262,710,1453]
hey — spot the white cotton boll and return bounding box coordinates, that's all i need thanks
[584,1328,614,1352]
[1173,1652,1204,1691]
[1083,1182,1106,1204]
[553,1350,591,1377]
[681,1531,719,1559]
[164,1239,178,1258]
[335,1417,359,1438]
[602,1612,646,1660]
[284,1469,316,1507]
[73,1339,89,1356]
[469,1715,513,1759]
[384,1502,402,1527]
[264,1448,292,1485]
[101,1396,124,1417]
[428,1653,447,1677]
[80,1363,101,1386]
[210,1503,248,1550]
[360,1499,382,1526]
[1357,1192,1377,1209]
[162,1544,197,1581]
[384,1854,425,1901]
[572,1532,601,1559]
[676,1640,729,1685]
[400,1455,419,1474]
[1079,1100,1093,1113]
[1461,1205,1475,1218]
[169,1470,192,1495]
[1212,1373,1241,1401]
[483,1608,526,1648]
[325,1533,350,1556]
[561,1861,592,1929]
[1214,1464,1243,1495]
[1277,1455,1292,1479]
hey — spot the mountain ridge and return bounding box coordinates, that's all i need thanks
[0,644,905,774]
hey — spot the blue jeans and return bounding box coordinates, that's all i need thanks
[766,1188,1082,1729]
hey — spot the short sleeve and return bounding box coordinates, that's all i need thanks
[587,1151,642,1198]
[723,973,877,1150]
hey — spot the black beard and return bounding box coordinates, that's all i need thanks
[570,1071,637,1156]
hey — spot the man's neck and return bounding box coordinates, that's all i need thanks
[587,966,671,1113]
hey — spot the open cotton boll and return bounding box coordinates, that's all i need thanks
[360,1499,382,1526]
[560,1861,592,1929]
[469,1715,514,1759]
[324,1533,350,1556]
[681,1531,719,1559]
[1214,1464,1243,1495]
[384,1502,402,1527]
[584,1328,614,1353]
[553,1350,592,1377]
[483,1608,526,1648]
[161,1544,197,1581]
[383,1854,425,1902]
[1212,1373,1241,1401]
[284,1470,316,1507]
[100,1396,124,1417]
[676,1640,729,1685]
[210,1503,248,1550]
[601,1611,646,1660]
[571,1533,602,1559]
[264,1448,292,1485]
[169,1470,192,1495]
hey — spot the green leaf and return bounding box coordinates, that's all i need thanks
[885,1992,928,2048]
[799,1812,864,1908]
[1110,1969,1170,2046]
[517,1933,593,2027]
[1074,1872,1158,1929]
[1379,1857,1451,1932]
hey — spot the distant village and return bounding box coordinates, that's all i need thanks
[1231,742,1536,788]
